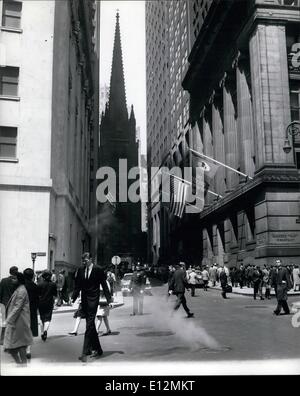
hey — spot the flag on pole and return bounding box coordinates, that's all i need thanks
[191,151,220,180]
[169,174,189,218]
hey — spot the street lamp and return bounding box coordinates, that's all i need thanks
[283,121,300,154]
[31,252,37,272]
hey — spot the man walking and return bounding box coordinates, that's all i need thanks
[273,259,292,316]
[129,264,147,315]
[168,262,194,318]
[72,252,112,362]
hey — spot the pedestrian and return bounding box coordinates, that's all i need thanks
[96,280,112,335]
[168,262,194,318]
[106,270,116,296]
[269,265,278,297]
[0,266,19,345]
[262,265,271,299]
[187,268,200,296]
[273,259,293,316]
[56,270,70,306]
[0,266,19,308]
[129,263,147,315]
[292,265,300,292]
[37,270,57,341]
[252,266,264,300]
[220,267,229,299]
[201,267,209,291]
[71,252,112,363]
[23,268,39,359]
[3,272,33,366]
[209,264,217,287]
[69,293,85,336]
[51,269,57,284]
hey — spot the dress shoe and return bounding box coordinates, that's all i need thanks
[90,350,103,359]
[102,330,112,336]
[41,331,47,341]
[26,353,31,360]
[187,312,194,318]
[78,355,87,362]
[273,311,279,316]
[68,332,77,336]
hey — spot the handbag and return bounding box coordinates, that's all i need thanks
[225,284,232,293]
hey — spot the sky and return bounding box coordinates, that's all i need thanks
[100,1,146,154]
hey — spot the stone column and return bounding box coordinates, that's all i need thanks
[211,90,226,197]
[236,53,255,178]
[249,23,293,169]
[203,106,215,205]
[221,72,239,191]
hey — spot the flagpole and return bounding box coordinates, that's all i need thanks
[189,148,253,180]
[161,171,223,199]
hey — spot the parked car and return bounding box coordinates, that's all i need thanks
[120,273,152,296]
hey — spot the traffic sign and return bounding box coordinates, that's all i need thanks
[36,252,46,256]
[111,255,121,265]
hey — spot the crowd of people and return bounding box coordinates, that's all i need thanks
[0,256,299,366]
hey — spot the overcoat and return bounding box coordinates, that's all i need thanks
[3,285,33,350]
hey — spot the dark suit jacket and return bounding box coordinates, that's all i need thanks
[25,279,39,337]
[72,265,112,313]
[0,276,18,307]
[168,268,188,293]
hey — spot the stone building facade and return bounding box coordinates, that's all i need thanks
[0,0,100,276]
[182,0,300,266]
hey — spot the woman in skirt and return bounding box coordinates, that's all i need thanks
[37,270,57,341]
[68,294,85,336]
[96,280,112,336]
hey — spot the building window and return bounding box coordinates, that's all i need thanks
[0,66,19,96]
[1,0,22,29]
[0,126,17,158]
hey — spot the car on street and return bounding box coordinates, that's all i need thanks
[121,272,152,296]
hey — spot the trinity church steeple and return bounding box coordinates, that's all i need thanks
[99,11,141,266]
[107,11,128,126]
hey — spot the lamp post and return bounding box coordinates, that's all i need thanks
[283,121,300,154]
[31,252,37,272]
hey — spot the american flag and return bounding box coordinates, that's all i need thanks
[169,175,189,218]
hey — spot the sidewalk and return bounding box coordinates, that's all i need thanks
[53,291,124,314]
[210,284,300,297]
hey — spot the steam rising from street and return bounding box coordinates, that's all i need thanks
[150,292,220,352]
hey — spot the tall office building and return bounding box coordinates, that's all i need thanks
[0,0,100,276]
[99,12,142,265]
[145,0,191,265]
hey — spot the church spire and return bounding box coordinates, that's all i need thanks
[108,11,128,124]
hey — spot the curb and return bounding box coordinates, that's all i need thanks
[52,302,124,314]
[210,286,300,297]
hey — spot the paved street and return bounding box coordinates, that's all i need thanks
[1,280,300,375]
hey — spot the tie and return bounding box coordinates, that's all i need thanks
[85,267,89,279]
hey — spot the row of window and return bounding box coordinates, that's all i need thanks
[0,126,17,158]
[1,0,22,29]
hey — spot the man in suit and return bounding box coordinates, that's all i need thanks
[168,262,194,318]
[273,259,292,316]
[0,266,19,307]
[72,252,112,362]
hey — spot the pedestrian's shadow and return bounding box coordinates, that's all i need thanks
[100,331,120,336]
[101,350,125,358]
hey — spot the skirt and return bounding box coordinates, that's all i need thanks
[96,304,110,317]
[73,303,86,319]
[39,305,54,322]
